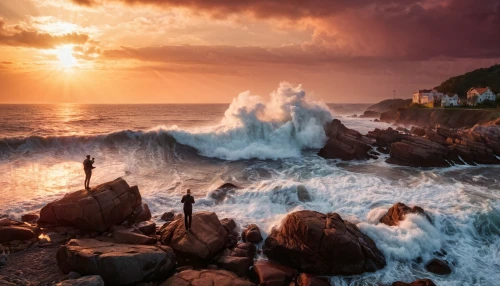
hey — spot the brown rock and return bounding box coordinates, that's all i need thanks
[161,212,175,222]
[129,202,152,224]
[253,260,297,286]
[160,211,228,262]
[135,221,156,235]
[0,218,40,244]
[297,273,331,286]
[216,242,256,276]
[425,258,451,275]
[242,224,263,243]
[386,136,451,167]
[21,213,39,223]
[366,128,403,147]
[38,178,143,231]
[392,279,436,286]
[210,183,240,204]
[220,218,237,232]
[263,210,386,275]
[318,119,374,161]
[56,239,175,285]
[379,203,426,226]
[160,269,254,286]
[113,229,157,245]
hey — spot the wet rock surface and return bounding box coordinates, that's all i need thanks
[241,224,263,243]
[425,258,452,275]
[318,119,375,161]
[379,202,427,226]
[263,210,386,275]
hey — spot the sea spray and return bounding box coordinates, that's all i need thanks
[167,82,333,160]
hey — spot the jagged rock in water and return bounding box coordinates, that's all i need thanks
[318,119,375,161]
[379,202,426,226]
[263,210,386,275]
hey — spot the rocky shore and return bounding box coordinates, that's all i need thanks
[319,118,500,167]
[381,108,500,129]
[0,179,444,286]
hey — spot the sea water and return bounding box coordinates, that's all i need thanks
[0,82,499,285]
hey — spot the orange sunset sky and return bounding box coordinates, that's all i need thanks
[1,0,499,103]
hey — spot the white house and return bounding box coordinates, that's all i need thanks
[467,87,497,105]
[441,93,460,107]
[413,89,444,104]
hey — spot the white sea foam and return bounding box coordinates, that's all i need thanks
[167,82,333,160]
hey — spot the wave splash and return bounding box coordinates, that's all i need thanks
[168,82,333,160]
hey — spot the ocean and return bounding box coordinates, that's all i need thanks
[0,91,499,285]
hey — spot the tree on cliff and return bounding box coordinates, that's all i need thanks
[435,64,500,97]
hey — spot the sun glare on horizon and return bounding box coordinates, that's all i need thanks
[56,45,77,69]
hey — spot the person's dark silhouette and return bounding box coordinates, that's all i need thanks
[181,189,195,231]
[83,155,95,190]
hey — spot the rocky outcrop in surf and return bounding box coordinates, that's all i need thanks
[318,119,377,161]
[319,118,500,167]
[263,210,386,275]
[379,203,427,226]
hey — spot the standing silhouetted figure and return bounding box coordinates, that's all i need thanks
[83,155,95,190]
[181,189,195,231]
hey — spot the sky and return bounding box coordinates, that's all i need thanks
[0,0,499,103]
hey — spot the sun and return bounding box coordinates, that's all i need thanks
[56,45,77,68]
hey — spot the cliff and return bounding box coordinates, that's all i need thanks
[381,108,500,128]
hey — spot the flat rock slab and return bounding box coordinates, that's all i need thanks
[0,218,40,244]
[160,269,255,286]
[56,239,175,285]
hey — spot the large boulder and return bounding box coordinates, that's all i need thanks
[160,211,228,262]
[0,218,40,243]
[263,210,386,275]
[56,239,175,285]
[392,279,436,286]
[379,203,426,226]
[39,178,143,231]
[318,119,375,161]
[160,269,255,286]
[253,260,297,286]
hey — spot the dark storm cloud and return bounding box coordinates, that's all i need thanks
[0,19,89,49]
[70,0,500,60]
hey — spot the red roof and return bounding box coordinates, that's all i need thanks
[471,87,488,94]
